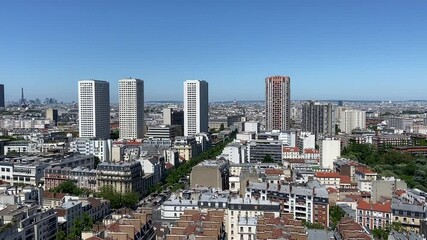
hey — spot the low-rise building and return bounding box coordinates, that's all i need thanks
[56,200,83,234]
[190,160,229,190]
[392,198,427,233]
[166,210,225,240]
[336,217,371,240]
[315,172,341,188]
[257,213,307,240]
[160,198,199,220]
[356,200,392,230]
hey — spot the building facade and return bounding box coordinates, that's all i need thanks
[184,80,209,136]
[96,161,143,196]
[339,110,366,134]
[302,101,334,137]
[78,80,110,139]
[119,78,145,139]
[265,76,291,131]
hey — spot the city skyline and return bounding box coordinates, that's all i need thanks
[1,0,427,102]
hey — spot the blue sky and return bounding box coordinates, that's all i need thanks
[0,0,426,102]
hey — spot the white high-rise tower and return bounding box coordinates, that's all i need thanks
[78,80,110,139]
[119,78,144,140]
[184,80,208,136]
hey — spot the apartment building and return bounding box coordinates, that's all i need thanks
[245,181,330,227]
[190,160,229,190]
[0,205,57,240]
[356,200,392,230]
[227,197,280,240]
[166,210,225,240]
[392,198,427,233]
[96,161,143,195]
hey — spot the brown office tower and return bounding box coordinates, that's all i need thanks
[265,76,291,131]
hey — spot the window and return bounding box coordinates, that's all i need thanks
[240,227,243,232]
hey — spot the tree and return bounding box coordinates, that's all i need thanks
[110,129,119,139]
[330,206,345,226]
[82,212,93,231]
[99,185,140,209]
[51,180,82,195]
[262,154,275,163]
[219,123,225,131]
[122,192,139,208]
[55,230,67,240]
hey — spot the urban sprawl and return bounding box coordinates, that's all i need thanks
[0,77,426,240]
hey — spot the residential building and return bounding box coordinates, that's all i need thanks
[302,101,334,137]
[257,213,307,240]
[222,143,247,164]
[320,138,341,170]
[101,209,155,240]
[184,80,208,136]
[227,197,280,240]
[70,167,97,192]
[372,134,413,149]
[336,217,371,240]
[46,108,58,126]
[244,121,260,134]
[371,178,407,203]
[315,172,341,188]
[298,132,316,151]
[356,200,392,230]
[386,117,413,131]
[166,210,225,240]
[161,198,199,220]
[119,78,145,139]
[245,181,330,227]
[78,80,110,139]
[339,110,366,134]
[0,205,57,240]
[190,160,229,190]
[282,147,300,160]
[173,136,200,161]
[96,161,143,196]
[44,166,72,190]
[265,76,291,131]
[56,200,83,234]
[392,198,427,233]
[69,138,112,162]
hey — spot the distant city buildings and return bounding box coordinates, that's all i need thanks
[184,80,208,136]
[0,84,4,108]
[45,108,58,126]
[119,78,145,140]
[265,76,291,131]
[338,109,366,134]
[78,80,110,139]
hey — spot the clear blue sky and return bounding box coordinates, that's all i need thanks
[1,0,426,102]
